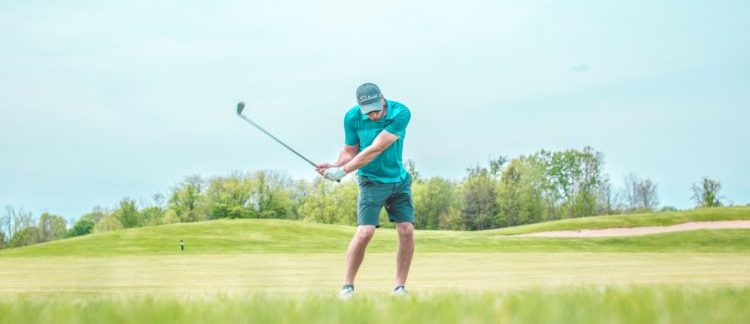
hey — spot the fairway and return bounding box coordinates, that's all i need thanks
[1,253,749,297]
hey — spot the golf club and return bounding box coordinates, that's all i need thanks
[235,101,318,168]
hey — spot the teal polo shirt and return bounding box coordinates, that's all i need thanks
[344,100,411,183]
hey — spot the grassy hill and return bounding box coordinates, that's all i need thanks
[486,206,750,235]
[1,207,749,257]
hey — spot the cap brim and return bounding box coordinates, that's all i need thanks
[359,102,382,114]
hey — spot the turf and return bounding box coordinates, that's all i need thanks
[1,215,749,257]
[1,287,748,324]
[2,253,748,297]
[1,207,749,323]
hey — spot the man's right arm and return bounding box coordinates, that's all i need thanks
[334,144,359,167]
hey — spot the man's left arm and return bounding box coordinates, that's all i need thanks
[342,108,410,174]
[323,109,410,181]
[341,131,399,173]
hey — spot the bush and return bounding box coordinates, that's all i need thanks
[68,218,95,237]
[659,206,679,212]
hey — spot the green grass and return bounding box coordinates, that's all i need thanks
[2,253,748,296]
[1,287,748,324]
[1,207,749,257]
[487,206,750,235]
[1,207,749,323]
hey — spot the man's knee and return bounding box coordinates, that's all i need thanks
[397,222,414,239]
[355,225,376,243]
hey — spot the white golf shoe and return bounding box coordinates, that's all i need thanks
[338,285,355,300]
[392,286,408,296]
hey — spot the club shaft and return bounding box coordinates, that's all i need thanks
[238,114,317,168]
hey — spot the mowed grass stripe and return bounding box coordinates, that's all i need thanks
[1,253,749,297]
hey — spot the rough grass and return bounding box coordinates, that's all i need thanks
[1,287,748,324]
[2,208,750,257]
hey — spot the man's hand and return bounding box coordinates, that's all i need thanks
[316,163,335,175]
[323,167,346,182]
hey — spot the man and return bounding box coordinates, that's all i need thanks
[316,83,414,299]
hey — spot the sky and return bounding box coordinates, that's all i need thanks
[1,0,748,224]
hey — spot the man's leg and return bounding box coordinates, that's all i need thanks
[344,225,376,285]
[395,222,414,286]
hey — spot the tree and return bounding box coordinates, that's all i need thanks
[0,231,6,249]
[161,209,181,224]
[623,173,659,211]
[488,156,508,177]
[461,167,498,230]
[252,171,294,219]
[5,207,35,240]
[152,193,166,209]
[80,207,108,224]
[204,173,255,219]
[2,207,37,246]
[114,198,140,228]
[496,157,547,227]
[412,177,460,230]
[596,176,623,215]
[298,179,358,225]
[405,159,421,183]
[37,213,67,242]
[139,207,164,226]
[9,226,40,247]
[94,215,124,233]
[536,147,604,218]
[169,175,207,222]
[68,218,95,237]
[438,207,463,230]
[691,177,723,208]
[0,206,10,245]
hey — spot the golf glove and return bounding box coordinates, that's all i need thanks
[323,167,346,182]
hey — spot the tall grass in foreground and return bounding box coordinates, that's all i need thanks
[1,286,748,324]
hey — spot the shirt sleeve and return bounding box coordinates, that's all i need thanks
[384,109,411,137]
[344,114,359,146]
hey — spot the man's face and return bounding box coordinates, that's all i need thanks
[365,98,386,121]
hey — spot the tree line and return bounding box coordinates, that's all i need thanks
[0,147,732,249]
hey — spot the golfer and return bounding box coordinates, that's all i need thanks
[316,83,414,299]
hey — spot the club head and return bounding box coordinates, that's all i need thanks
[236,101,245,115]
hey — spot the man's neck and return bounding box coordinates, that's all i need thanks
[379,103,388,120]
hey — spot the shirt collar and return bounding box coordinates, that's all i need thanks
[361,100,394,121]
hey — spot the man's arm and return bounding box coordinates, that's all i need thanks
[341,131,399,174]
[316,144,359,174]
[321,108,409,180]
[335,144,359,167]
